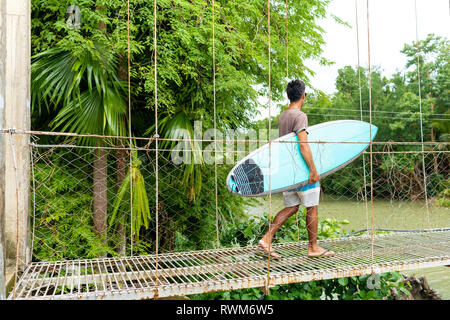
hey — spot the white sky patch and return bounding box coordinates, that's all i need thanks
[255,0,450,121]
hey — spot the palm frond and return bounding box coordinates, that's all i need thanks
[147,109,204,199]
[109,153,151,240]
[33,45,129,140]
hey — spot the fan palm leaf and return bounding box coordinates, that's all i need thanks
[32,44,127,139]
[146,108,203,199]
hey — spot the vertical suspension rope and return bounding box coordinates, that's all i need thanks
[414,0,430,224]
[265,0,272,295]
[152,0,160,298]
[285,0,289,81]
[355,0,370,236]
[154,0,160,296]
[127,0,134,256]
[9,132,20,299]
[366,0,375,267]
[285,0,300,243]
[213,0,219,248]
[30,146,36,262]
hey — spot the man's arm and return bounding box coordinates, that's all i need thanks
[297,130,320,184]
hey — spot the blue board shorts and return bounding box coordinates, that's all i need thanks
[283,182,320,208]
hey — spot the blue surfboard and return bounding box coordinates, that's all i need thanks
[226,120,377,197]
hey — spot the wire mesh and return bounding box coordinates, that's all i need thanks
[9,230,450,300]
[2,129,449,299]
[25,133,450,263]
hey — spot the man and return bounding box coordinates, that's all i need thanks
[257,79,335,259]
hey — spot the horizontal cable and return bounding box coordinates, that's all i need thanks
[303,107,450,117]
[344,228,450,238]
[29,143,450,154]
[6,129,450,145]
[4,129,450,145]
[305,113,448,121]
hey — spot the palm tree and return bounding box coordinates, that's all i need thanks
[31,42,149,254]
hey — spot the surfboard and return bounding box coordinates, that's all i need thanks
[226,120,377,197]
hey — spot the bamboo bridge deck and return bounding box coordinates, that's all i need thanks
[8,229,450,300]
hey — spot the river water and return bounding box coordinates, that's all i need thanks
[247,194,450,299]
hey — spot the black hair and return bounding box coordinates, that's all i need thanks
[286,79,306,102]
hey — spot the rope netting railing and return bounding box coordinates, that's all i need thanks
[2,128,449,299]
[11,131,447,263]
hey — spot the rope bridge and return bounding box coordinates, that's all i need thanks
[9,230,450,300]
[2,133,447,299]
[3,0,449,301]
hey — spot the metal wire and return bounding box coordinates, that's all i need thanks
[366,0,375,269]
[355,0,370,237]
[212,0,220,249]
[266,0,273,294]
[30,146,36,265]
[414,0,430,224]
[153,0,160,299]
[344,227,450,238]
[303,107,450,117]
[2,129,449,145]
[127,0,134,257]
[8,133,20,299]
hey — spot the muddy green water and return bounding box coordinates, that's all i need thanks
[247,195,450,299]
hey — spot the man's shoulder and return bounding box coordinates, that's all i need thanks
[280,108,307,118]
[296,110,307,118]
[290,109,308,122]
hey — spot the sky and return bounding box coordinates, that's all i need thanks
[256,0,450,120]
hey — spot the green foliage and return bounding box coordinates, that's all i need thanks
[437,187,450,207]
[132,157,252,252]
[31,45,128,141]
[32,159,115,260]
[30,1,336,249]
[109,152,151,240]
[219,208,348,247]
[193,272,411,300]
[31,0,335,132]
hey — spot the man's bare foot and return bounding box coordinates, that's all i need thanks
[258,239,282,259]
[308,245,335,257]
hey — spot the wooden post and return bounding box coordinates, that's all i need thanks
[0,0,31,297]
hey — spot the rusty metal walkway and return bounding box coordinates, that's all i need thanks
[8,229,450,300]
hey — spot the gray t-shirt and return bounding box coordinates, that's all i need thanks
[278,108,308,137]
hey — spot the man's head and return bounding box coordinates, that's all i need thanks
[286,79,306,107]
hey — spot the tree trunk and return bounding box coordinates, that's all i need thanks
[96,6,107,31]
[93,146,108,249]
